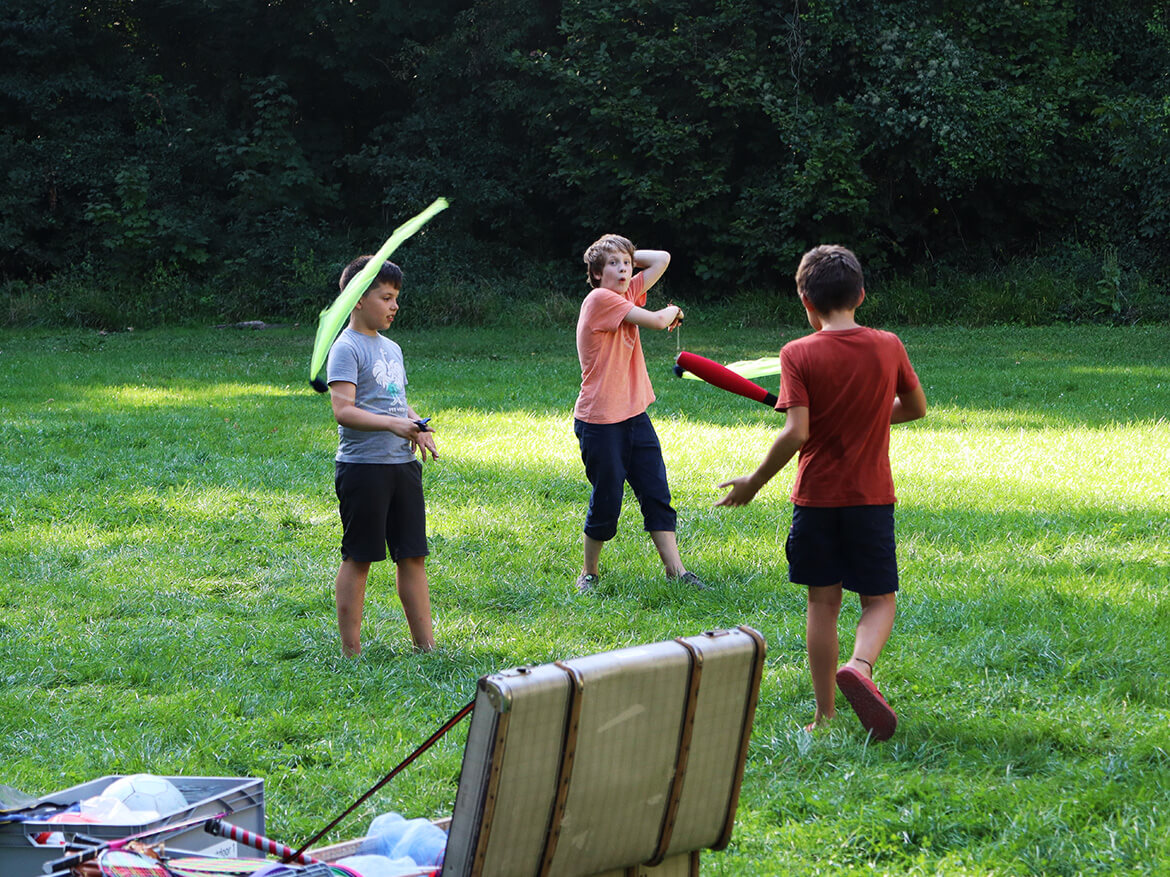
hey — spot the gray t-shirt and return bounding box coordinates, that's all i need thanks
[326,328,416,464]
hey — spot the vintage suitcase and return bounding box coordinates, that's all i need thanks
[440,625,765,877]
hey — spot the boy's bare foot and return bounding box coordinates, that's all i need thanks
[803,714,834,733]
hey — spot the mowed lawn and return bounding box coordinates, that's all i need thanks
[1,322,1168,875]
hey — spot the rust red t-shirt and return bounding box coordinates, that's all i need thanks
[776,326,919,507]
[573,273,655,424]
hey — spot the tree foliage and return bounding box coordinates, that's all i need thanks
[1,0,1166,323]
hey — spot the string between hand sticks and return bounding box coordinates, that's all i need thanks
[285,698,475,862]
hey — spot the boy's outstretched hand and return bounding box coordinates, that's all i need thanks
[715,476,759,507]
[715,409,807,508]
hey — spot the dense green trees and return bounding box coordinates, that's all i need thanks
[2,1,1166,324]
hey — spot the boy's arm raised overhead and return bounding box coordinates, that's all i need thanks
[716,406,810,507]
[891,383,927,424]
[634,249,671,291]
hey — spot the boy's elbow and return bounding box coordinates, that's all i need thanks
[784,424,809,446]
[903,387,927,421]
[911,396,928,421]
[645,250,670,271]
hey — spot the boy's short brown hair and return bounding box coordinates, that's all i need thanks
[795,245,864,313]
[582,234,636,288]
[339,256,403,292]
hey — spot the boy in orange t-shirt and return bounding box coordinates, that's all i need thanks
[717,245,926,740]
[572,234,705,594]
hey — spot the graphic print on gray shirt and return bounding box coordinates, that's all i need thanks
[326,328,416,464]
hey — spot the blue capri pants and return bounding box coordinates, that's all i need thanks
[574,413,677,542]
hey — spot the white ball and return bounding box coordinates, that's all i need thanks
[102,774,188,816]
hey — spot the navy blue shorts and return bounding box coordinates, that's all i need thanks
[574,413,677,542]
[335,460,428,563]
[786,504,898,595]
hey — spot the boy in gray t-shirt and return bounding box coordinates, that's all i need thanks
[325,256,438,655]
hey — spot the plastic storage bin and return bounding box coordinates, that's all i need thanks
[0,775,264,876]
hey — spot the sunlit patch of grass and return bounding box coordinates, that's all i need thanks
[77,381,297,408]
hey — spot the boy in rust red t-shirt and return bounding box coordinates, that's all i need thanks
[572,234,705,595]
[717,244,926,740]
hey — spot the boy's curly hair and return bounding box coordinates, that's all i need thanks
[795,245,864,313]
[582,234,636,288]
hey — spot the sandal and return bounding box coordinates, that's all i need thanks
[836,666,897,741]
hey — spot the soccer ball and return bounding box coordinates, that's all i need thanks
[102,774,188,816]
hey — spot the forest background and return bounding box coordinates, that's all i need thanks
[2,0,1168,328]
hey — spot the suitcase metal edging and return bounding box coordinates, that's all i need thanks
[470,674,515,876]
[712,625,766,852]
[537,661,585,877]
[644,637,703,867]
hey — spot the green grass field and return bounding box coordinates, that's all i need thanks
[1,322,1168,875]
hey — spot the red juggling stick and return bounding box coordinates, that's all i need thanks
[204,818,325,865]
[674,351,780,409]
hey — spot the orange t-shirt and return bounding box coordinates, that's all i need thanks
[776,326,919,507]
[573,273,655,424]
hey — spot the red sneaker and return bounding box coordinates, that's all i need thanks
[836,666,897,741]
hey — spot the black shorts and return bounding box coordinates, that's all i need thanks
[573,413,676,542]
[786,504,898,596]
[335,460,428,563]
